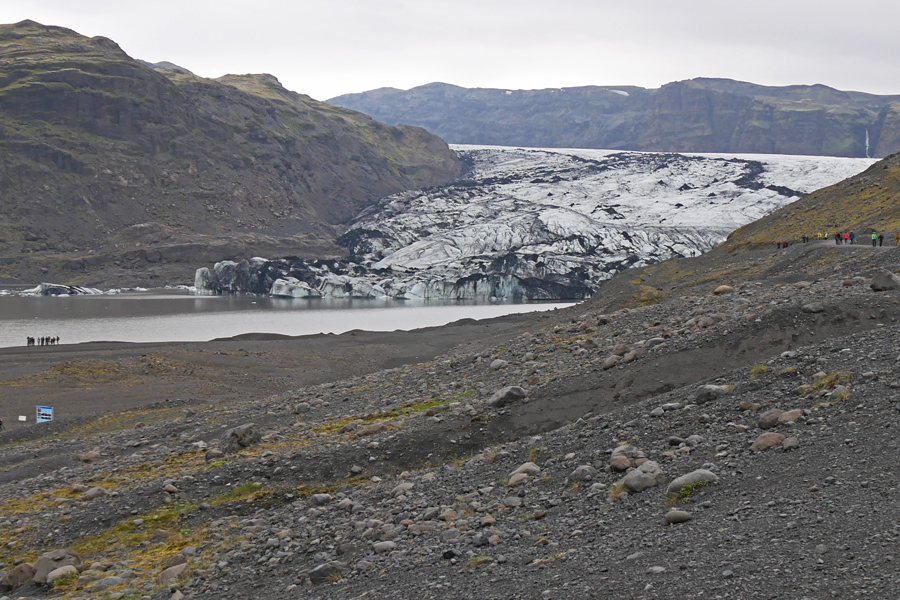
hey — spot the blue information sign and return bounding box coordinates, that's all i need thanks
[36,406,53,423]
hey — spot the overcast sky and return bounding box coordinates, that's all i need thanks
[3,0,899,101]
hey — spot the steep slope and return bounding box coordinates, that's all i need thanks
[0,20,461,285]
[721,152,900,250]
[580,152,900,315]
[329,78,900,158]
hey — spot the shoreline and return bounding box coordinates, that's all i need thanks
[0,309,555,432]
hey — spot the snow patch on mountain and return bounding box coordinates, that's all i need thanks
[195,146,874,300]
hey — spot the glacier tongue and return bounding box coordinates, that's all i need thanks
[195,146,875,300]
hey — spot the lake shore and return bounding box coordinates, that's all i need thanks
[0,311,548,428]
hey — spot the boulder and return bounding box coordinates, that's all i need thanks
[801,302,825,313]
[156,563,191,586]
[751,432,786,452]
[610,444,645,471]
[777,409,803,424]
[77,449,101,462]
[33,548,81,585]
[507,473,529,487]
[308,562,345,585]
[88,576,126,591]
[0,563,35,592]
[712,285,734,295]
[568,465,598,482]
[871,270,900,291]
[696,384,731,404]
[758,409,784,429]
[309,493,333,507]
[665,469,719,496]
[221,423,262,453]
[82,486,108,500]
[510,462,541,477]
[373,541,396,554]
[489,359,508,371]
[46,565,78,585]
[487,386,526,408]
[205,449,225,462]
[620,461,662,493]
[602,355,620,370]
[665,510,692,525]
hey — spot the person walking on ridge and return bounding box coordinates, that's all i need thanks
[872,232,878,247]
[850,231,855,244]
[879,234,884,247]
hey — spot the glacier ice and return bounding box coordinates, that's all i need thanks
[195,146,874,300]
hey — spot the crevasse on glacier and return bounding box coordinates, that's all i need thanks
[194,146,875,300]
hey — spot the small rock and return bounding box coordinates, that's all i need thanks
[782,437,800,451]
[712,285,734,295]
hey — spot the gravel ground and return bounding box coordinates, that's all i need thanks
[1,245,900,599]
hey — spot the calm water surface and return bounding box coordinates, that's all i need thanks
[0,290,575,348]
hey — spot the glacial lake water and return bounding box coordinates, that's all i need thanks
[0,290,576,349]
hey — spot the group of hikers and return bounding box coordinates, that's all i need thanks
[781,231,899,249]
[27,336,60,346]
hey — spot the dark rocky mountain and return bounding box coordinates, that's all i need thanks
[329,78,900,158]
[0,21,462,285]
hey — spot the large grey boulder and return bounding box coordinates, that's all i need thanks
[487,386,526,408]
[0,563,35,592]
[665,469,719,497]
[871,270,900,291]
[221,423,262,454]
[695,384,732,404]
[308,562,346,585]
[620,461,662,493]
[33,548,81,585]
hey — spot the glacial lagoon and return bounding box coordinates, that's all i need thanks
[0,289,575,349]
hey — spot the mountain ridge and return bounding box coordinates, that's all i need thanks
[0,20,462,285]
[328,78,900,158]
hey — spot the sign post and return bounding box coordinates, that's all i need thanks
[36,406,53,423]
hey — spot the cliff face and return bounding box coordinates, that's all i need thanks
[329,78,900,158]
[0,21,462,284]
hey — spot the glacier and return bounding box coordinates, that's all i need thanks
[195,146,875,300]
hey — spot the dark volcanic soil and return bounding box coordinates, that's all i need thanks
[0,314,541,434]
[1,245,900,599]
